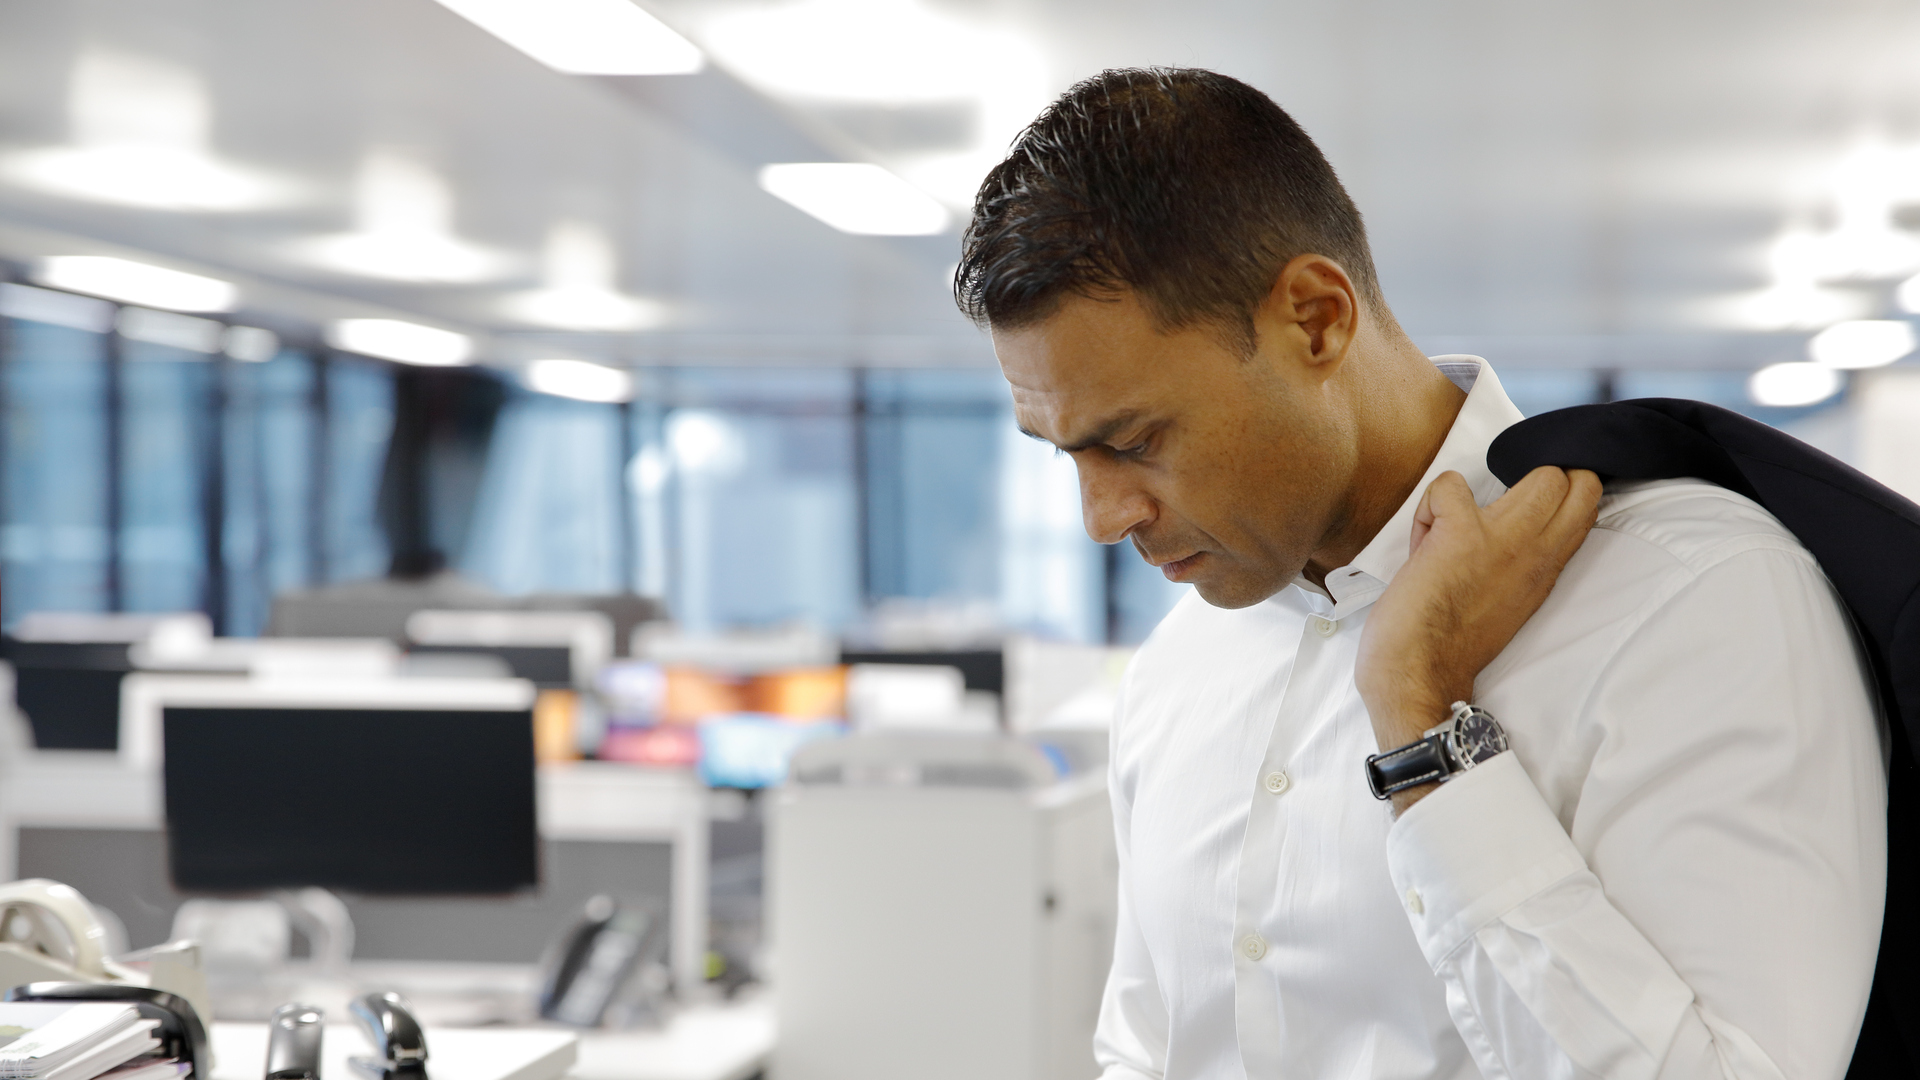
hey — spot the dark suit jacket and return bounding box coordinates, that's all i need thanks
[1487,398,1920,1078]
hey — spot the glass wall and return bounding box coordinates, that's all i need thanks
[1,313,112,621]
[119,338,214,614]
[462,366,1158,644]
[222,351,319,636]
[0,285,396,634]
[0,282,1192,646]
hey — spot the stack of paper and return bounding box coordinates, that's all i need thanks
[0,1004,163,1080]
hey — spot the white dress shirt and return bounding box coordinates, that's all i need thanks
[1096,358,1886,1080]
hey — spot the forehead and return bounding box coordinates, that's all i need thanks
[994,292,1198,437]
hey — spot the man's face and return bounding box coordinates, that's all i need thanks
[995,289,1354,609]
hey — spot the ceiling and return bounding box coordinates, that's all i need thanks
[3,0,1918,374]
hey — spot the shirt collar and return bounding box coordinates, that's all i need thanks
[1295,356,1526,604]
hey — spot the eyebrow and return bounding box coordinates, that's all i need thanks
[1019,410,1147,453]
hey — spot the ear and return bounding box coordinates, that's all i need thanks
[1257,254,1360,374]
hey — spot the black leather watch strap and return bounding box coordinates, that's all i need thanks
[1366,735,1449,799]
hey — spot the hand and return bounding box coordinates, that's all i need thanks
[1355,466,1603,812]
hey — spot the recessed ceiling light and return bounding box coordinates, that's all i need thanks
[503,221,666,329]
[506,288,667,331]
[1808,319,1917,369]
[525,358,634,402]
[758,163,949,236]
[293,152,513,283]
[117,307,224,353]
[35,256,237,312]
[1749,362,1842,408]
[0,283,114,332]
[2,50,292,213]
[298,231,511,284]
[223,325,280,362]
[432,0,703,75]
[6,146,288,212]
[327,319,473,367]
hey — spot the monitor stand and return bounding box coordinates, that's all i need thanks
[274,887,355,975]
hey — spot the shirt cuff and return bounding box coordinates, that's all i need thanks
[1384,751,1589,969]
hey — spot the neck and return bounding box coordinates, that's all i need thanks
[1301,330,1467,588]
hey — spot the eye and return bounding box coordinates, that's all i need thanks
[1112,438,1151,460]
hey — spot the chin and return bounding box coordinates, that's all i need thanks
[1192,574,1283,610]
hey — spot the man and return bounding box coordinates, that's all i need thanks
[957,68,1885,1079]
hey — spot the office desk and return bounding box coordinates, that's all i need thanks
[571,998,773,1080]
[204,998,769,1080]
[1,751,710,995]
[210,1024,577,1080]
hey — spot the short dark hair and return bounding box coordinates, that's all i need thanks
[955,67,1383,352]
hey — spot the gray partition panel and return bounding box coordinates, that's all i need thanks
[18,828,672,963]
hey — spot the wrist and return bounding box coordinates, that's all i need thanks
[1362,684,1469,750]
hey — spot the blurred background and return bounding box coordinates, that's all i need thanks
[2,2,1919,1079]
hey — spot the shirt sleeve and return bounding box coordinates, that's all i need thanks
[1094,687,1172,1080]
[1384,545,1887,1080]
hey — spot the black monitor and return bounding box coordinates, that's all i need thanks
[2,639,134,749]
[406,644,573,688]
[162,703,538,894]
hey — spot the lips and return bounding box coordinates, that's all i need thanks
[1156,551,1204,582]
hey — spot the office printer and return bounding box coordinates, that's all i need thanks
[771,732,1115,1080]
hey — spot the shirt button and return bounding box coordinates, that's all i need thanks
[1239,933,1268,961]
[1404,888,1424,915]
[1309,615,1336,637]
[1263,770,1291,795]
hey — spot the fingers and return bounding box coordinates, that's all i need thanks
[1419,471,1480,523]
[1408,471,1478,556]
[1542,468,1603,561]
[1487,465,1572,532]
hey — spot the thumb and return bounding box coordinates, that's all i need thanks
[1409,471,1479,555]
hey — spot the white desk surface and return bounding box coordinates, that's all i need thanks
[571,998,773,1080]
[210,1024,576,1080]
[203,983,770,1080]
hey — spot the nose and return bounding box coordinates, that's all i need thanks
[1077,456,1154,546]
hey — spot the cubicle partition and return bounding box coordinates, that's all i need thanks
[2,674,710,998]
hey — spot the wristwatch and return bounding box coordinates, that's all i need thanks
[1365,701,1509,800]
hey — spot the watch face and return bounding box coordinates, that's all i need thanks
[1450,710,1510,765]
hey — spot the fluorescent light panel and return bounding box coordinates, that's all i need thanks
[525,359,634,403]
[1749,362,1842,407]
[117,307,224,353]
[223,325,280,362]
[35,256,237,312]
[0,283,114,332]
[758,163,949,236]
[327,319,473,367]
[1808,319,1917,370]
[432,0,702,75]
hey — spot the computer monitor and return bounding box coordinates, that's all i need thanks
[152,678,539,895]
[4,640,133,749]
[406,610,614,689]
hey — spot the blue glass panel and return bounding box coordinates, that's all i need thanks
[325,357,395,583]
[863,369,1006,602]
[119,340,213,613]
[997,417,1105,643]
[222,351,316,634]
[463,390,626,594]
[1,318,110,624]
[664,407,860,632]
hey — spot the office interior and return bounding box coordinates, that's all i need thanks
[0,2,1918,1079]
